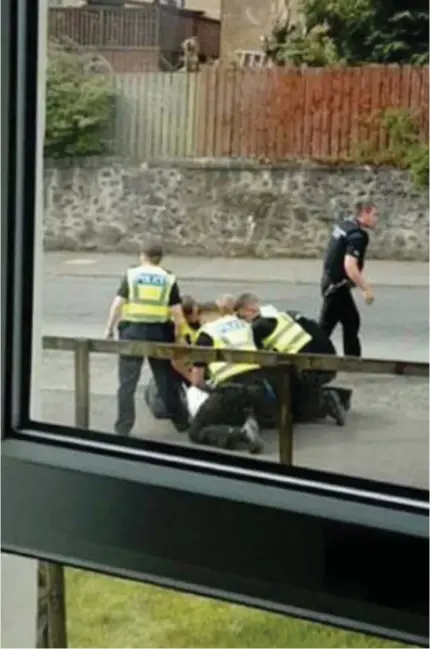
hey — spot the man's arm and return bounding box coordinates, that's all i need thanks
[252,317,276,349]
[190,332,213,387]
[105,275,128,338]
[344,232,373,303]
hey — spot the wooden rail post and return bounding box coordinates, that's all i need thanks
[74,338,90,429]
[46,563,68,649]
[278,366,294,466]
[37,562,68,649]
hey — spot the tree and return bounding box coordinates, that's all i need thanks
[45,46,117,158]
[264,0,429,66]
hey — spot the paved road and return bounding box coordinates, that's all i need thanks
[39,266,429,490]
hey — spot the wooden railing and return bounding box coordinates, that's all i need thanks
[38,335,429,647]
[42,335,429,465]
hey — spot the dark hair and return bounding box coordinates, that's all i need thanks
[141,241,164,264]
[198,300,220,315]
[234,292,259,312]
[182,294,196,317]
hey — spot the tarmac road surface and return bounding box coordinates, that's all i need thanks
[38,254,429,490]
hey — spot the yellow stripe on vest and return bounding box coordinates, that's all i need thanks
[262,310,311,354]
[125,265,174,323]
[201,315,259,385]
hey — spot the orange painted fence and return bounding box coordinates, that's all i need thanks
[194,66,429,161]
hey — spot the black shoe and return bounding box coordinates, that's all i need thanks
[325,390,346,426]
[333,387,352,412]
[240,416,264,454]
[172,419,189,433]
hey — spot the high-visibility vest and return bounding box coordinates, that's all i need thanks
[125,264,175,323]
[200,315,259,385]
[119,301,132,322]
[259,304,312,353]
[180,321,199,345]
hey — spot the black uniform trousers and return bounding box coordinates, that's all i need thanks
[188,369,266,448]
[287,335,336,421]
[115,321,188,436]
[319,283,361,357]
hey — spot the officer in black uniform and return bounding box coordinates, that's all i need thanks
[286,309,337,383]
[319,201,377,357]
[235,294,345,425]
[144,294,200,420]
[104,242,189,436]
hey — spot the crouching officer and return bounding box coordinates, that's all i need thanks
[188,301,265,454]
[172,295,201,385]
[145,294,200,418]
[235,293,345,425]
[104,242,189,436]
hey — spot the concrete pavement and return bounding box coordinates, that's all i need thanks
[44,252,429,286]
[39,253,429,491]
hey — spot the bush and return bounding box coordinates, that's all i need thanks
[45,48,117,158]
[356,108,429,189]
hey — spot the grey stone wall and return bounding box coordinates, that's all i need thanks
[43,158,429,260]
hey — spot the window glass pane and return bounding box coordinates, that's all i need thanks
[28,0,428,490]
[61,568,407,648]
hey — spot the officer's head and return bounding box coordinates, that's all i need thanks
[355,201,377,229]
[234,293,260,322]
[198,301,221,325]
[140,241,164,265]
[182,295,200,325]
[216,294,236,316]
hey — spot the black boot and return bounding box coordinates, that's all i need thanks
[323,389,346,426]
[238,416,264,454]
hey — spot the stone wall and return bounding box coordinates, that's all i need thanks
[43,158,429,260]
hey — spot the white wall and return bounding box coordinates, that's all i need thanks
[1,0,47,646]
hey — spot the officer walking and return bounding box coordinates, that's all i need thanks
[319,201,377,357]
[235,293,345,425]
[104,242,189,435]
[188,301,266,454]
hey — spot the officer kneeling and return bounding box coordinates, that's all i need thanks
[235,293,346,426]
[144,295,200,419]
[188,301,266,454]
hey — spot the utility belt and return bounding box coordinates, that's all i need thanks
[322,272,354,298]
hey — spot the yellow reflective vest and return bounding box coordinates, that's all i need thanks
[259,304,312,353]
[200,315,259,385]
[181,321,199,345]
[124,264,175,323]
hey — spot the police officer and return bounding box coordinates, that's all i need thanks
[171,294,200,384]
[104,242,189,435]
[144,295,199,419]
[180,295,201,345]
[319,201,377,357]
[235,293,345,425]
[188,301,265,454]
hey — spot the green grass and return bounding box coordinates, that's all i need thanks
[66,568,407,648]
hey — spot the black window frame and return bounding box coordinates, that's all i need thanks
[1,1,429,647]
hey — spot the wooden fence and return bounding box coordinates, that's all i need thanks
[195,66,429,160]
[110,66,429,161]
[37,335,429,647]
[113,73,198,159]
[42,335,429,462]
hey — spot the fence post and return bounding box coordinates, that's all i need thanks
[278,366,294,466]
[37,562,68,649]
[74,339,90,429]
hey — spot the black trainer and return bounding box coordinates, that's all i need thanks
[325,390,346,426]
[240,416,264,454]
